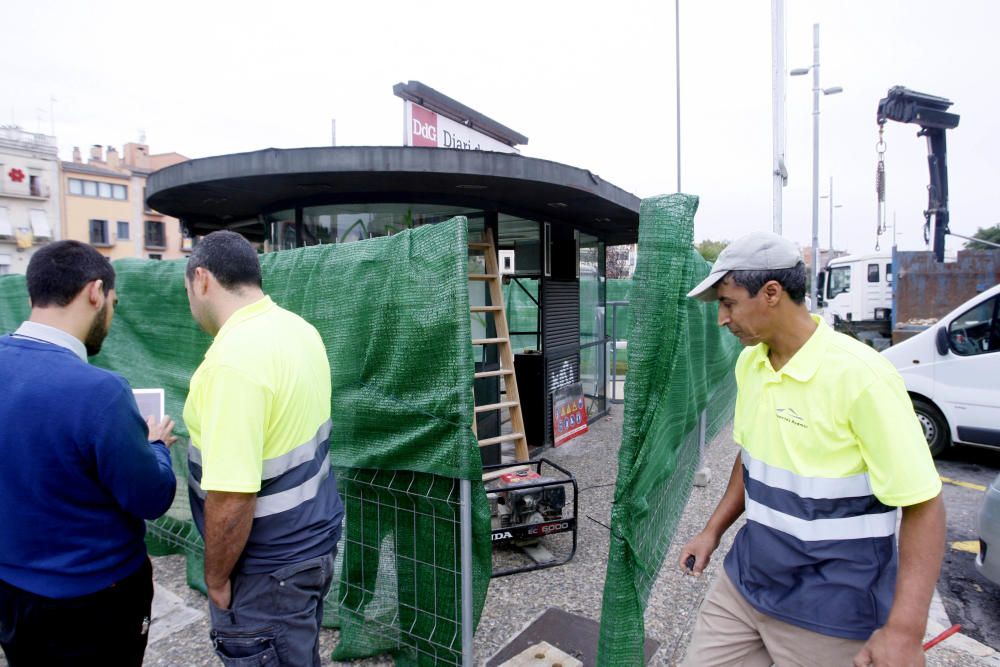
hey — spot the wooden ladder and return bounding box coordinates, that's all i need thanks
[469,229,530,462]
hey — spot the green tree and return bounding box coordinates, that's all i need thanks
[964,224,1000,250]
[696,239,729,263]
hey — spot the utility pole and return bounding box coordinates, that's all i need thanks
[675,0,682,192]
[810,24,821,310]
[771,0,786,234]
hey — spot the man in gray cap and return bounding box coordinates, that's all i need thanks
[677,231,944,667]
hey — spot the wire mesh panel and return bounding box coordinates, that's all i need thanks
[596,194,742,666]
[331,468,466,666]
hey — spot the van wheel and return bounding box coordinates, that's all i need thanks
[912,398,951,457]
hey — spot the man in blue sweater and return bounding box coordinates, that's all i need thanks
[0,241,178,666]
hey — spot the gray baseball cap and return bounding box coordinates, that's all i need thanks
[687,231,802,302]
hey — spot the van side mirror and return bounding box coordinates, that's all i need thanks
[935,326,950,356]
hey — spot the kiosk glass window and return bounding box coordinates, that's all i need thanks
[499,215,541,352]
[269,203,484,251]
[579,232,606,416]
[265,209,297,250]
[301,203,482,247]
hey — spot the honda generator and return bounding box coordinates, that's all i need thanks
[484,458,577,576]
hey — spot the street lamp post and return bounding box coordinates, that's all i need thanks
[791,23,842,312]
[820,176,843,251]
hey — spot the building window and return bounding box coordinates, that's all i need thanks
[148,253,163,260]
[145,220,166,249]
[89,219,110,246]
[117,221,130,241]
[68,178,127,200]
[0,207,11,238]
[29,175,42,197]
[28,210,51,238]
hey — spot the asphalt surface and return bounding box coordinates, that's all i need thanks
[935,443,1000,651]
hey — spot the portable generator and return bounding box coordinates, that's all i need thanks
[484,458,577,576]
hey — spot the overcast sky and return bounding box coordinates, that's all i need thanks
[4,0,997,255]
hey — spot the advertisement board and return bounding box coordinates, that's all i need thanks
[552,382,588,446]
[403,100,519,154]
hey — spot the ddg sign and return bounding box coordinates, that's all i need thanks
[403,101,519,154]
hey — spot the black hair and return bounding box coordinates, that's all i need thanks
[727,261,807,304]
[26,240,115,307]
[185,230,262,290]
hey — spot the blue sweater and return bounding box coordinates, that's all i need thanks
[0,335,176,598]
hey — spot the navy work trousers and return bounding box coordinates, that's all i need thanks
[0,557,154,666]
[209,552,335,667]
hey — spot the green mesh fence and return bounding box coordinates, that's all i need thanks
[0,218,490,666]
[596,194,741,665]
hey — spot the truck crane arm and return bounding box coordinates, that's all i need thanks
[876,86,960,262]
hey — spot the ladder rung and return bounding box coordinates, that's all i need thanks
[474,401,519,414]
[468,242,492,250]
[477,432,525,447]
[472,337,508,345]
[468,274,498,281]
[470,305,503,313]
[474,369,513,379]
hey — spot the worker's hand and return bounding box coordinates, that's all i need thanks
[853,626,925,667]
[208,580,233,611]
[147,415,177,447]
[678,530,720,576]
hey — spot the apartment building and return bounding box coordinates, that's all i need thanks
[61,143,189,260]
[0,127,60,275]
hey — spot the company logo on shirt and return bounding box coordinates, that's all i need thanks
[775,407,807,429]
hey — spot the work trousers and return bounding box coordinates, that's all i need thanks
[209,551,335,667]
[0,557,154,667]
[681,570,866,667]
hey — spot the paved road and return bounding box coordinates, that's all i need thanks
[936,443,1000,651]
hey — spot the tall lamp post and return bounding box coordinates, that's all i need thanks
[791,23,842,311]
[820,176,843,251]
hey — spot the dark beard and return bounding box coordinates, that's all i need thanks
[84,303,109,357]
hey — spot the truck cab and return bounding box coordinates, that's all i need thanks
[817,252,894,325]
[882,282,1000,455]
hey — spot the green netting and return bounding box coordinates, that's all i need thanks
[0,273,29,328]
[596,194,741,665]
[0,218,490,666]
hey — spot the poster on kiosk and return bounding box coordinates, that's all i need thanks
[552,382,588,446]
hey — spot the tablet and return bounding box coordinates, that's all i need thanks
[133,388,165,421]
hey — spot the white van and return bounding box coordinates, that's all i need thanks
[882,283,1000,456]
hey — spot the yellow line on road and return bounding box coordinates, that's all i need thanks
[940,476,987,492]
[951,540,980,554]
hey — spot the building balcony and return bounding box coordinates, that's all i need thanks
[0,182,50,200]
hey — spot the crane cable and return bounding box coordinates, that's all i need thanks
[875,124,887,251]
